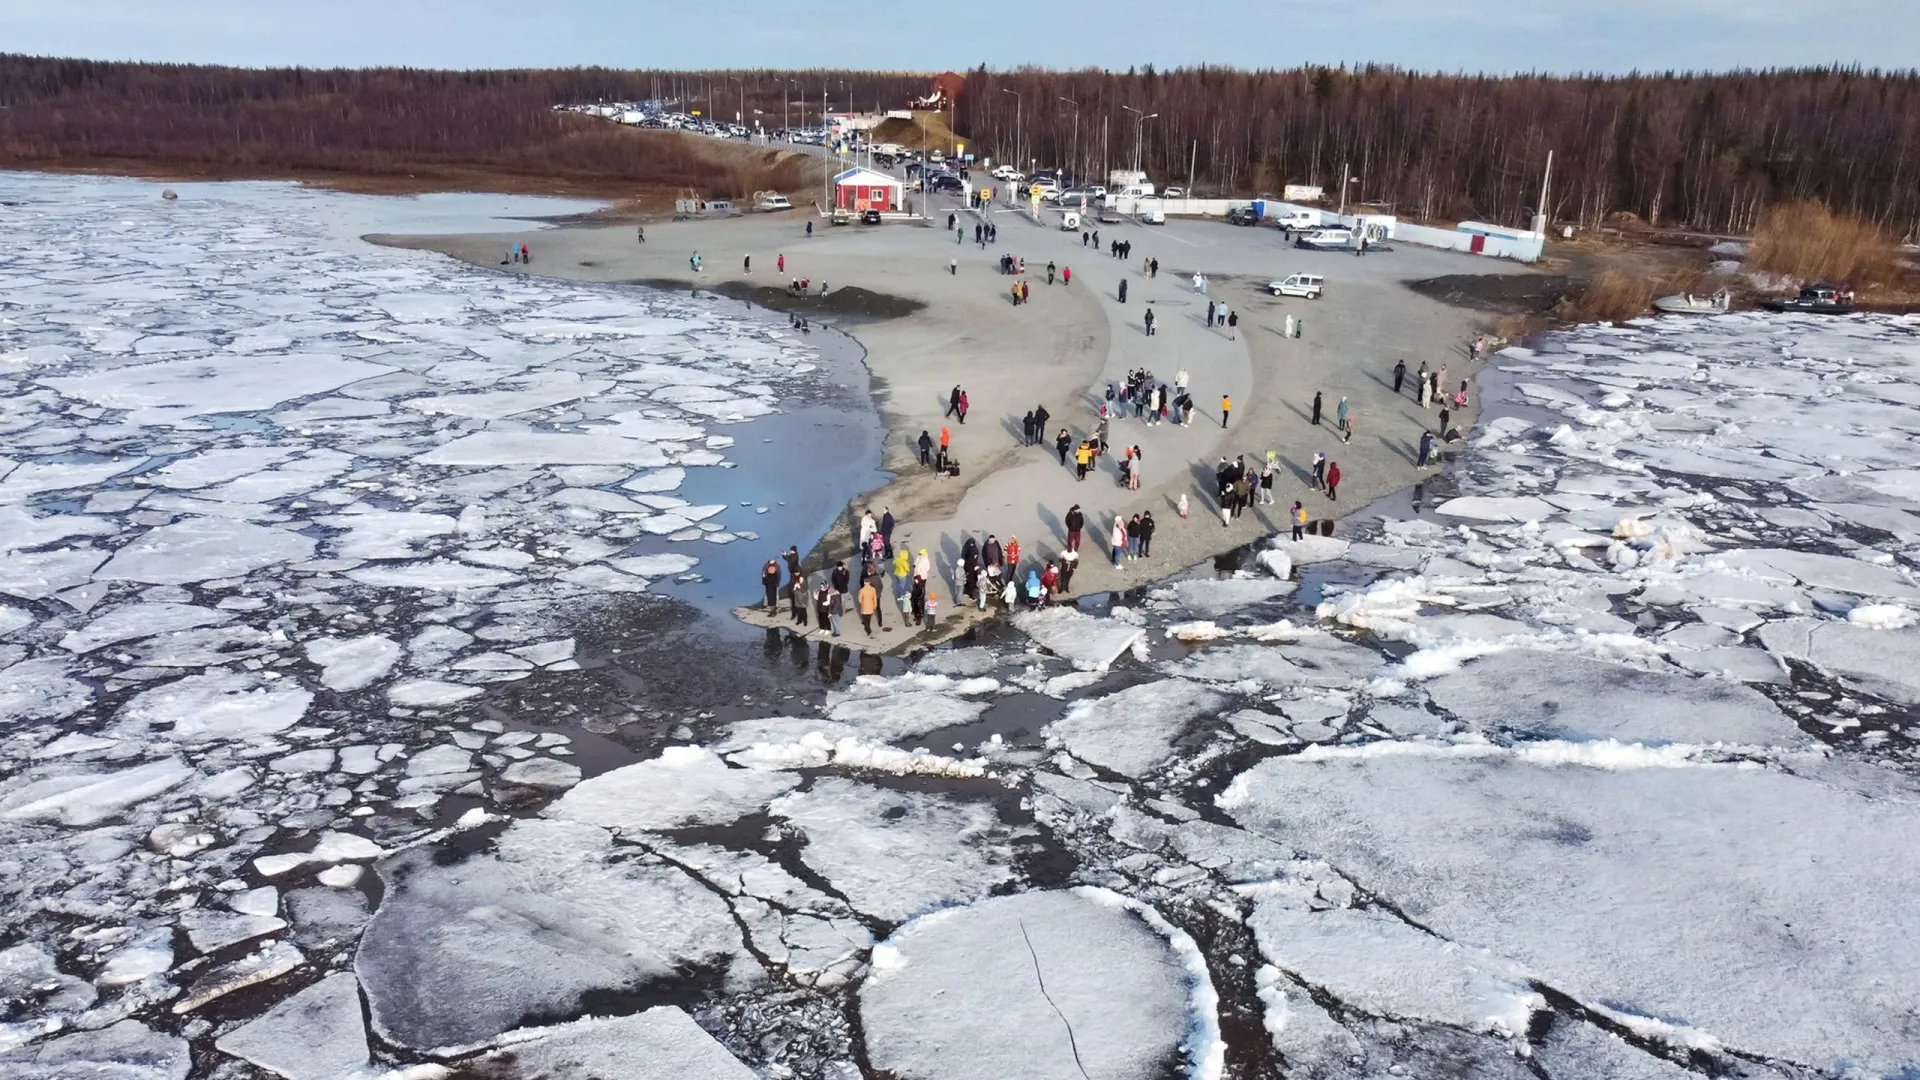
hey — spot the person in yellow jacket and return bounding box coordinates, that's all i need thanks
[857,579,879,635]
[1074,440,1093,481]
[1291,501,1309,541]
[1221,394,1232,428]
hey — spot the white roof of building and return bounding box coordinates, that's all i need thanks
[832,166,903,187]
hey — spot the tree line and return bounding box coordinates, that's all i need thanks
[4,56,1916,238]
[955,65,1920,238]
[0,57,922,187]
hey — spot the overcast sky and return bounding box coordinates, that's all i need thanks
[2,0,1913,73]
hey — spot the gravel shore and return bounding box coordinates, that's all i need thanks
[386,201,1529,620]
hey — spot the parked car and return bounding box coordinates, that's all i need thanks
[1267,273,1325,299]
[1227,207,1260,226]
[860,208,883,225]
[930,174,964,194]
[1136,197,1166,224]
[755,194,793,212]
[1029,177,1061,199]
[1161,186,1186,198]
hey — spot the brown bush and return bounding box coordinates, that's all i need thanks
[1562,267,1707,324]
[1745,201,1895,287]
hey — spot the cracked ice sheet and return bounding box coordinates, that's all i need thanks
[355,818,743,1052]
[1246,902,1543,1037]
[466,1007,757,1079]
[1217,751,1920,1071]
[1047,678,1226,779]
[861,889,1198,1080]
[547,746,799,832]
[769,778,1027,923]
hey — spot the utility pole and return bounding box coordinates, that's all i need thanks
[1338,160,1350,215]
[1059,96,1079,186]
[1121,105,1157,177]
[1001,88,1022,174]
[1534,150,1553,235]
[1101,115,1108,185]
[1188,139,1197,200]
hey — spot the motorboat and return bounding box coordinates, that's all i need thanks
[1762,282,1855,314]
[1653,288,1730,315]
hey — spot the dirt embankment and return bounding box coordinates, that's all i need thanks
[634,279,926,321]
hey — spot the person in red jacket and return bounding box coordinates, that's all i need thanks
[1326,460,1342,501]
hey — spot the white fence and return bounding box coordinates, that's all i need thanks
[1391,221,1544,262]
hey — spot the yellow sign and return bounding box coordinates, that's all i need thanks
[956,142,965,155]
[691,110,702,116]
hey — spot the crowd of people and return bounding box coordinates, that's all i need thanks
[737,210,1490,650]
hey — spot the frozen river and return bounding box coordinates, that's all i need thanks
[3,171,1919,1079]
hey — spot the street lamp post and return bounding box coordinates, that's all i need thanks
[1000,88,1022,175]
[1058,96,1079,186]
[1121,106,1158,177]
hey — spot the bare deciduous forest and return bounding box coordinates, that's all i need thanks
[0,58,920,195]
[3,56,1917,240]
[957,65,1920,238]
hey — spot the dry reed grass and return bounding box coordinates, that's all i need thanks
[1745,202,1895,287]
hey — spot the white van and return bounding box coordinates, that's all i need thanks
[756,194,793,212]
[1269,207,1320,231]
[1267,273,1324,299]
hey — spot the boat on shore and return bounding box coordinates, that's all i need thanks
[1653,288,1730,315]
[1762,282,1854,315]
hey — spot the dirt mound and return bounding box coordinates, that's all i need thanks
[871,112,960,152]
[635,279,925,321]
[1407,274,1575,314]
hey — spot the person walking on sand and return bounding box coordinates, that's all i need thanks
[1260,462,1277,504]
[1056,427,1072,465]
[1336,396,1350,436]
[946,385,963,420]
[1047,261,1056,285]
[880,507,895,554]
[1221,394,1232,428]
[1227,310,1238,339]
[690,252,702,272]
[743,254,751,274]
[1417,429,1437,468]
[924,591,939,631]
[893,547,911,595]
[950,257,957,276]
[1138,511,1156,558]
[1034,404,1050,443]
[807,220,813,238]
[1074,440,1092,480]
[1206,300,1217,328]
[1311,390,1324,427]
[813,583,831,631]
[1326,460,1342,501]
[1343,413,1356,445]
[827,586,845,636]
[1284,313,1296,338]
[1393,359,1407,395]
[910,575,927,623]
[778,253,785,274]
[1126,513,1143,558]
[1022,411,1035,447]
[1291,501,1309,541]
[858,577,878,634]
[1110,516,1128,568]
[938,426,951,469]
[918,430,934,467]
[957,391,969,424]
[1062,266,1072,286]
[1312,451,1327,491]
[1144,308,1155,336]
[762,558,782,612]
[790,577,809,625]
[1118,279,1128,304]
[637,226,646,243]
[1065,503,1085,552]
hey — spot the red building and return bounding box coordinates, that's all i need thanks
[833,167,904,213]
